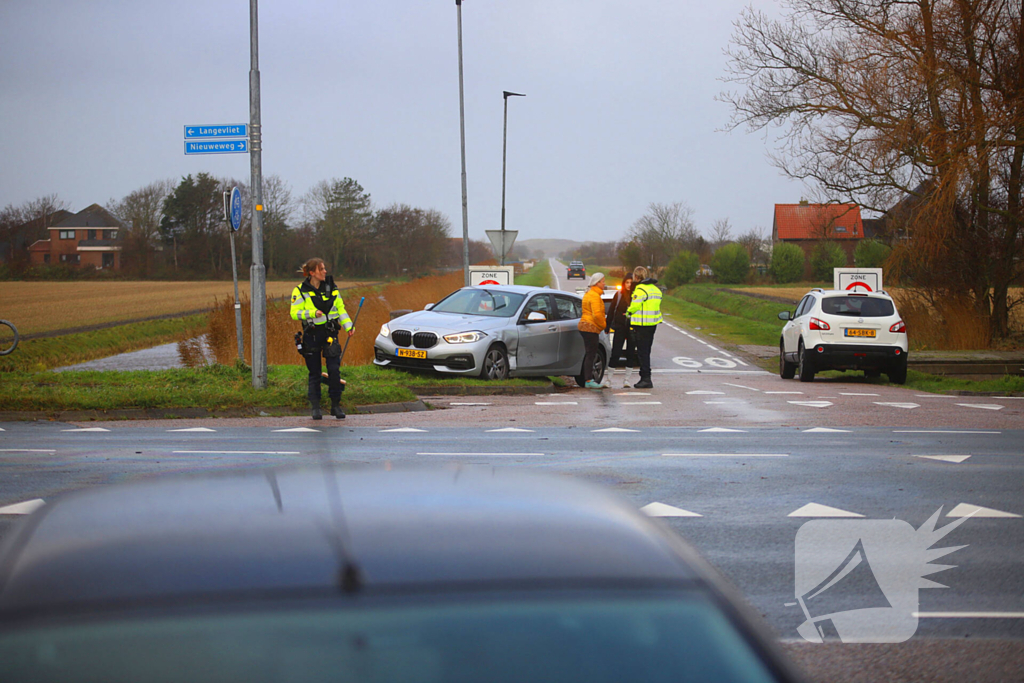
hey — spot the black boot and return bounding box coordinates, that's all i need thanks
[331,399,345,419]
[309,399,322,420]
[633,379,653,389]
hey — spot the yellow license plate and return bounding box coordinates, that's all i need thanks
[845,328,876,338]
[396,348,427,359]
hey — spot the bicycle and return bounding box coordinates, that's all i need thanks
[0,319,19,356]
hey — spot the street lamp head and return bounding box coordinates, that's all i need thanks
[503,91,526,99]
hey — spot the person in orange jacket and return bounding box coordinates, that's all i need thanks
[578,272,607,388]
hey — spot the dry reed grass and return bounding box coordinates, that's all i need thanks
[0,281,366,336]
[205,272,465,367]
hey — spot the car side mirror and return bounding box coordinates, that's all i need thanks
[424,303,434,311]
[778,311,791,321]
[526,311,547,322]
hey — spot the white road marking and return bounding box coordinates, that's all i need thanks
[955,403,1004,411]
[621,401,662,405]
[535,401,577,405]
[673,357,702,368]
[874,402,920,409]
[765,391,803,394]
[994,396,1024,399]
[706,357,738,369]
[723,383,759,391]
[486,427,535,432]
[915,455,971,463]
[704,400,743,405]
[699,427,747,432]
[592,427,640,432]
[417,452,545,456]
[788,503,864,518]
[947,503,1021,518]
[172,450,301,455]
[450,402,492,406]
[0,427,4,431]
[914,612,1024,619]
[803,427,850,433]
[687,390,724,395]
[840,392,880,396]
[652,369,770,374]
[894,430,1001,434]
[706,345,720,352]
[914,395,958,398]
[0,499,45,515]
[618,392,651,396]
[273,427,321,433]
[0,449,56,453]
[168,427,216,432]
[663,453,788,457]
[61,427,110,432]
[641,502,702,518]
[379,427,428,432]
[733,357,749,366]
[788,401,833,408]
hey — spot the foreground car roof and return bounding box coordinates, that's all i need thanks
[0,469,700,614]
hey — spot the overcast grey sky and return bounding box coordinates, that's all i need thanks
[0,0,805,244]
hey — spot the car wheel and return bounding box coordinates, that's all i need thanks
[887,356,908,385]
[797,341,815,382]
[479,345,509,381]
[779,340,796,379]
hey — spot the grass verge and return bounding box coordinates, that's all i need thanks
[0,363,554,414]
[0,315,208,373]
[515,260,553,287]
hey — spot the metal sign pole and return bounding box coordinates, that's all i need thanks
[249,0,267,388]
[456,0,470,286]
[224,190,245,361]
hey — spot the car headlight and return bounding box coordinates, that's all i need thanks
[443,331,486,344]
[379,323,390,338]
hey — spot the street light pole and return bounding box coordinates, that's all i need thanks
[455,0,470,286]
[500,90,525,266]
[249,0,267,388]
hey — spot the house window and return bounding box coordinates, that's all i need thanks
[59,230,75,240]
[43,254,50,264]
[88,230,97,240]
[60,254,80,265]
[106,230,118,240]
[835,226,847,233]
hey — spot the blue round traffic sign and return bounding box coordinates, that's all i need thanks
[229,186,242,232]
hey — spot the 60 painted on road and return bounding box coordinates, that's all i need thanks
[672,356,738,369]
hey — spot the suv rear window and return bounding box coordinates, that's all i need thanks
[821,296,894,317]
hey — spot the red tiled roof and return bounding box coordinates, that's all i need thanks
[774,204,863,240]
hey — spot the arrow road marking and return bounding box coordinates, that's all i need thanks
[699,427,747,432]
[274,427,322,433]
[379,427,427,432]
[62,427,110,432]
[788,401,833,408]
[486,427,535,432]
[592,427,640,432]
[915,455,971,463]
[955,403,1004,410]
[641,502,702,518]
[874,402,920,409]
[0,499,45,515]
[947,503,1021,518]
[803,427,850,433]
[788,502,864,518]
[168,427,216,432]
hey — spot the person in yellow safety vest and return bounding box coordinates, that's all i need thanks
[625,265,662,389]
[290,258,354,420]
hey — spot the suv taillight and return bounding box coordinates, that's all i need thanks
[890,320,906,333]
[809,317,830,331]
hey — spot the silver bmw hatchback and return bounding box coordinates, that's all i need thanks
[374,285,611,384]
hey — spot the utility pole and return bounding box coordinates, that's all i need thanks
[456,0,470,286]
[249,0,267,388]
[500,91,525,266]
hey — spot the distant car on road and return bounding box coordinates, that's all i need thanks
[374,284,610,386]
[778,288,908,383]
[567,261,586,280]
[0,468,803,683]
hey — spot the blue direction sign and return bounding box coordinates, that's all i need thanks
[185,140,248,155]
[229,187,243,232]
[184,124,248,139]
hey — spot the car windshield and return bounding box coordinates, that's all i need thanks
[430,289,525,318]
[821,296,895,317]
[0,594,780,683]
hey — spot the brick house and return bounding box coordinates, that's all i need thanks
[28,204,125,269]
[772,202,864,276]
[0,210,73,266]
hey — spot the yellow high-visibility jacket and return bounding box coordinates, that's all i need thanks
[290,278,353,331]
[626,280,663,326]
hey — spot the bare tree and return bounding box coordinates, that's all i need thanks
[260,175,294,277]
[108,180,173,276]
[627,202,700,270]
[709,218,733,250]
[723,0,1024,337]
[737,227,770,268]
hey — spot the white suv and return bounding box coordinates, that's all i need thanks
[778,289,909,383]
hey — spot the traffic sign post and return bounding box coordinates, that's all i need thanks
[485,230,518,265]
[469,265,515,286]
[223,188,245,361]
[834,268,883,292]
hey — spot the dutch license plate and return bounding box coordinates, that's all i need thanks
[397,348,427,359]
[845,328,876,338]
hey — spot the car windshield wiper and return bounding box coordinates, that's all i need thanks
[481,289,506,312]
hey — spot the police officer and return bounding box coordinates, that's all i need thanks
[290,258,353,419]
[625,265,662,389]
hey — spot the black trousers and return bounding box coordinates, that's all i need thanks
[630,325,657,381]
[579,331,601,382]
[610,324,636,368]
[303,325,342,402]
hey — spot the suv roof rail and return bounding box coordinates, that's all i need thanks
[811,288,824,293]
